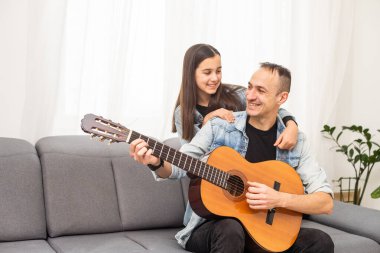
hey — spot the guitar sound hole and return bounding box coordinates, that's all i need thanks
[226,175,244,197]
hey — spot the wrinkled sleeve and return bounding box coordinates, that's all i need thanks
[296,134,333,197]
[278,108,296,123]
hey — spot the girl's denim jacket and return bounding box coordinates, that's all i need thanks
[157,111,332,248]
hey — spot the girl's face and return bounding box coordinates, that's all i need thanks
[195,55,222,104]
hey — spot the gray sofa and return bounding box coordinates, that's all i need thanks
[0,135,379,253]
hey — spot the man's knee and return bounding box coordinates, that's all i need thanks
[301,228,334,253]
[315,230,334,252]
[212,219,245,244]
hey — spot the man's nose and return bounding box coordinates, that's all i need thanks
[246,89,257,99]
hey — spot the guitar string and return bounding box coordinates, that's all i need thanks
[124,130,245,191]
[145,138,245,189]
[158,148,245,192]
[128,131,245,191]
[134,133,246,191]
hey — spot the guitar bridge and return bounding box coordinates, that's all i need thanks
[266,181,281,225]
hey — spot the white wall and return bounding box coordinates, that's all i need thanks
[0,0,28,137]
[331,0,380,209]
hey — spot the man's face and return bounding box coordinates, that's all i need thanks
[246,68,286,118]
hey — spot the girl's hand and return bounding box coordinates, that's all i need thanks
[203,108,235,126]
[274,120,298,150]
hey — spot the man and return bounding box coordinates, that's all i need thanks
[130,62,334,253]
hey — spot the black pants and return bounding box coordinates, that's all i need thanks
[185,219,334,253]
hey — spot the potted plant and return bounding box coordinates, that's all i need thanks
[321,125,380,205]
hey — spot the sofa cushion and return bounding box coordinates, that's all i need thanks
[112,157,185,230]
[36,136,123,237]
[307,200,380,244]
[48,230,187,253]
[0,137,47,241]
[125,229,187,252]
[48,232,144,253]
[0,240,56,253]
[302,219,380,253]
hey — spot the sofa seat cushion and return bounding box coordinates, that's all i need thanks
[125,229,186,252]
[308,200,380,243]
[48,229,187,253]
[302,220,380,253]
[0,240,56,253]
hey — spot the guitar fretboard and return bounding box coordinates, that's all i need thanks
[128,130,229,189]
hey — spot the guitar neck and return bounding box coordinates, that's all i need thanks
[127,130,229,189]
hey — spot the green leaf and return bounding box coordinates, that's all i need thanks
[330,126,336,135]
[349,149,354,158]
[354,155,360,164]
[365,132,371,141]
[371,186,380,199]
[322,125,330,132]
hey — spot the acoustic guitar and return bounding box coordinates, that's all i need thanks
[81,113,304,252]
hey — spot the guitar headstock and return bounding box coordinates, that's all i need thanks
[81,114,129,143]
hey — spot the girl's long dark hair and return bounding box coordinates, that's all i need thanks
[172,44,245,142]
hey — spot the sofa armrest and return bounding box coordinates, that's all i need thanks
[307,200,380,243]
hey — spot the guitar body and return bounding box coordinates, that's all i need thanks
[189,146,304,252]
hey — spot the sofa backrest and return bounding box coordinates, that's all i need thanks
[36,135,186,238]
[0,137,47,242]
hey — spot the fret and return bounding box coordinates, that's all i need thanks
[196,160,201,177]
[209,166,215,183]
[178,152,183,168]
[215,169,220,186]
[214,169,218,186]
[217,170,222,187]
[159,143,164,158]
[205,164,210,181]
[208,166,214,184]
[189,157,194,174]
[222,171,227,188]
[184,155,189,172]
[174,150,180,166]
[165,146,170,161]
[218,171,223,187]
[153,141,157,151]
[146,137,150,146]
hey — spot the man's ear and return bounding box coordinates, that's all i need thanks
[277,92,289,105]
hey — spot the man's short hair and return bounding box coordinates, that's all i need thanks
[260,62,291,93]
